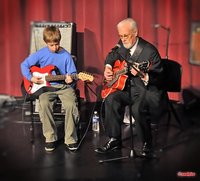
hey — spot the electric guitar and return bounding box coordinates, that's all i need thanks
[101,60,150,99]
[23,65,94,96]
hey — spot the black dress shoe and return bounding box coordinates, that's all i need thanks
[95,138,121,154]
[140,142,152,157]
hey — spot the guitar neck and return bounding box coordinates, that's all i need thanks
[118,63,145,78]
[118,68,127,75]
[115,68,127,77]
[45,74,77,82]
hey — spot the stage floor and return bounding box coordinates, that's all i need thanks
[0,98,200,181]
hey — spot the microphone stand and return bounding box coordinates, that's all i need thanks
[124,62,137,158]
[155,24,170,59]
[165,27,170,59]
[99,52,143,163]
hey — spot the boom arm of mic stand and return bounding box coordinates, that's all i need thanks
[155,24,170,59]
[166,28,170,59]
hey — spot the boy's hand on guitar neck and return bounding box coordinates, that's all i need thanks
[65,74,73,84]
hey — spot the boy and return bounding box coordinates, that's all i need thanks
[21,26,79,152]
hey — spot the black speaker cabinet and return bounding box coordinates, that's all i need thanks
[29,21,76,56]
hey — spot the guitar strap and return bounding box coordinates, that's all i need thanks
[53,66,66,84]
[54,66,61,75]
[128,39,148,79]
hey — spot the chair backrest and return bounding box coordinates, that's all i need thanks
[162,59,182,92]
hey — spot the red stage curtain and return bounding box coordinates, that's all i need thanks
[0,0,200,102]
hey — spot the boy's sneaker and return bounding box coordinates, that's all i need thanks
[66,143,78,151]
[45,142,56,152]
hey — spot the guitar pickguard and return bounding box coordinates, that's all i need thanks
[31,72,49,94]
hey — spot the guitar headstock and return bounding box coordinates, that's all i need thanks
[78,72,94,82]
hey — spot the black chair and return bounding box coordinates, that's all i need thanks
[162,58,182,128]
[149,58,183,152]
[21,84,37,144]
[123,59,182,129]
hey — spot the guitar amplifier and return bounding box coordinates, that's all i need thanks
[29,21,76,56]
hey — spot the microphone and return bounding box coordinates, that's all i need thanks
[153,24,170,31]
[111,44,121,51]
[154,24,161,28]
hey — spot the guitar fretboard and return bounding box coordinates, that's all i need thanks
[116,67,127,76]
[45,74,78,82]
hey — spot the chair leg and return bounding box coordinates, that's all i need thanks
[150,122,159,152]
[168,101,182,129]
[30,100,35,143]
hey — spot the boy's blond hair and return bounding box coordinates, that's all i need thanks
[43,26,61,43]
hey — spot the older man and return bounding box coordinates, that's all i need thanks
[95,18,164,157]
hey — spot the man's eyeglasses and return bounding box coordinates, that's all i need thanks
[119,34,132,40]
